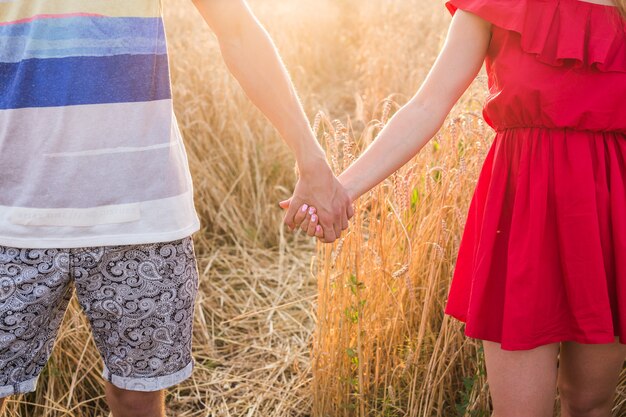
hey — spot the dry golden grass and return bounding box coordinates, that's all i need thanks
[3,0,625,416]
[310,111,491,417]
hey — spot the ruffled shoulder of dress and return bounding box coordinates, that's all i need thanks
[445,0,626,72]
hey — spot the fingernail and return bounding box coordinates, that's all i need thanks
[308,207,315,215]
[316,225,322,233]
[301,204,308,212]
[311,214,317,222]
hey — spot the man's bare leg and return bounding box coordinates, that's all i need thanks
[105,382,165,417]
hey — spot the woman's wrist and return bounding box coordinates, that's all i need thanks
[338,172,361,202]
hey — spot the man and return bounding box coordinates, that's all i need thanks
[0,0,352,416]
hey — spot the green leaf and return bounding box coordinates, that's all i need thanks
[411,188,420,207]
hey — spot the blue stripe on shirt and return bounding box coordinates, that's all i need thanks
[0,36,167,62]
[0,54,172,109]
[0,17,167,63]
[0,16,165,39]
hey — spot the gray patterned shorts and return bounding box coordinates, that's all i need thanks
[0,236,199,397]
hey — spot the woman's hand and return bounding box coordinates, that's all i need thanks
[278,202,326,240]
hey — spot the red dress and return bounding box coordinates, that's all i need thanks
[443,0,626,350]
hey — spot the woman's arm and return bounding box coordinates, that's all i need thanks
[190,0,352,242]
[339,10,491,201]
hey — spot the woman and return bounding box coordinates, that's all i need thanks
[284,0,626,415]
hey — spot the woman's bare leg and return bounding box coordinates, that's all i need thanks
[483,340,560,417]
[558,337,626,417]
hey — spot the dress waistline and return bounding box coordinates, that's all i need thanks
[494,126,626,135]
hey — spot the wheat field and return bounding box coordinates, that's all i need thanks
[2,0,626,416]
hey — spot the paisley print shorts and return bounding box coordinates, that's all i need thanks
[0,236,199,397]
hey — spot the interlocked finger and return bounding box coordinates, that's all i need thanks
[333,221,342,241]
[292,204,309,229]
[341,210,349,231]
[322,223,337,243]
[315,224,324,240]
[300,206,316,232]
[307,212,319,237]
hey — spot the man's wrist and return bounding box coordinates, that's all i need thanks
[296,149,330,178]
[279,118,327,169]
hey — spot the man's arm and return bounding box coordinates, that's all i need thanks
[190,0,352,242]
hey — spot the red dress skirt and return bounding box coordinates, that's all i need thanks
[443,0,626,350]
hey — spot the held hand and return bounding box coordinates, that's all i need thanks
[279,165,354,243]
[278,201,325,240]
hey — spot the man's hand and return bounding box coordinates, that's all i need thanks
[279,162,354,243]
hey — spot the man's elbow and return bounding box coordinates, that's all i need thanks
[191,0,251,40]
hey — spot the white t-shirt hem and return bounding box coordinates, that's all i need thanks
[0,219,201,249]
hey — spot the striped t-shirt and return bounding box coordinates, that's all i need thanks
[0,0,200,248]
